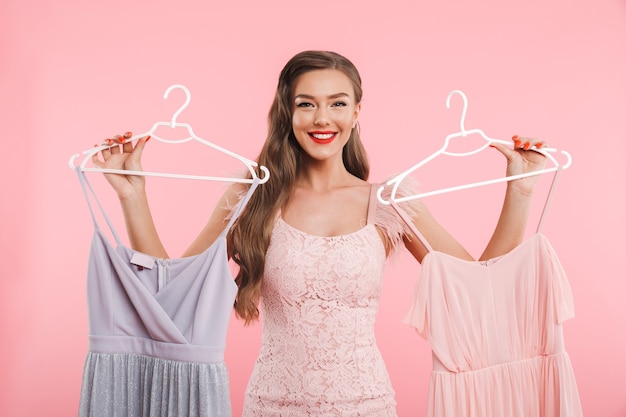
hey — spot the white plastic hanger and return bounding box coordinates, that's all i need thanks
[377,90,571,204]
[69,84,270,184]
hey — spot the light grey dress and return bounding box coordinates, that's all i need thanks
[76,170,259,417]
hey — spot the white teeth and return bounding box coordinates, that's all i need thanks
[311,133,334,140]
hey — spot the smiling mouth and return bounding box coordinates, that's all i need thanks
[309,132,337,144]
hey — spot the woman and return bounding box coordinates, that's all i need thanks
[95,50,547,416]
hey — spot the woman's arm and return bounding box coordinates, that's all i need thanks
[479,136,547,260]
[92,133,171,258]
[403,136,548,263]
[181,183,246,258]
[92,132,240,259]
[402,201,474,263]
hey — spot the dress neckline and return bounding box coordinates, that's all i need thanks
[277,216,375,240]
[422,233,546,268]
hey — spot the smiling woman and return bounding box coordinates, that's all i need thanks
[229,51,407,415]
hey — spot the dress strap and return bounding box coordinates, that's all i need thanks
[390,201,433,253]
[536,165,563,234]
[219,176,261,238]
[75,168,123,244]
[366,184,378,225]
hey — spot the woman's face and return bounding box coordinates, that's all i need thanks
[291,69,361,165]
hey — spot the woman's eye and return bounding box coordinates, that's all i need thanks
[296,102,313,108]
[332,101,347,107]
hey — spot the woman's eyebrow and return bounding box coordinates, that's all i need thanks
[294,92,351,100]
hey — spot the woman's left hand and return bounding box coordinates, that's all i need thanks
[489,135,548,195]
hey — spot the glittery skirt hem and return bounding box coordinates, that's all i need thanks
[78,351,232,417]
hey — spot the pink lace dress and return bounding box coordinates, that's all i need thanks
[242,185,413,416]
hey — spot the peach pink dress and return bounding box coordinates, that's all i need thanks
[396,178,584,417]
[242,185,414,417]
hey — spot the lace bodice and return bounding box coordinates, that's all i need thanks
[242,184,416,416]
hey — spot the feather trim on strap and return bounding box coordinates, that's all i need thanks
[374,177,421,254]
[223,186,249,222]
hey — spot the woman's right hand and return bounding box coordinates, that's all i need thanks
[92,132,150,200]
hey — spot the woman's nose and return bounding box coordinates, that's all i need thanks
[314,108,330,126]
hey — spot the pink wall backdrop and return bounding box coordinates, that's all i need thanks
[2,0,625,416]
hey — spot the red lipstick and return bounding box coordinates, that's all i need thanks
[309,131,337,144]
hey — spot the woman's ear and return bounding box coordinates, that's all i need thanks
[352,102,361,127]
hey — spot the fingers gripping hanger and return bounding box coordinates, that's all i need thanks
[69,84,270,184]
[377,89,571,205]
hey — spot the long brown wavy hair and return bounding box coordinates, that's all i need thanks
[227,50,370,324]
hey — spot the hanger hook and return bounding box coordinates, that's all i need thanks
[163,84,191,127]
[561,150,573,169]
[446,89,469,134]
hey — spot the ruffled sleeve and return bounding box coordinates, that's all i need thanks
[402,264,430,339]
[543,237,575,324]
[373,177,421,254]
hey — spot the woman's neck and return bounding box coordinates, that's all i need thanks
[297,161,363,192]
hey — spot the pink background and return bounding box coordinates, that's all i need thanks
[2,1,625,416]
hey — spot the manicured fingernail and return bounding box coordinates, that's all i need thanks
[512,135,519,140]
[523,142,530,150]
[124,131,132,138]
[536,143,543,149]
[118,137,125,144]
[488,144,495,148]
[514,140,521,147]
[145,135,151,142]
[106,139,114,145]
